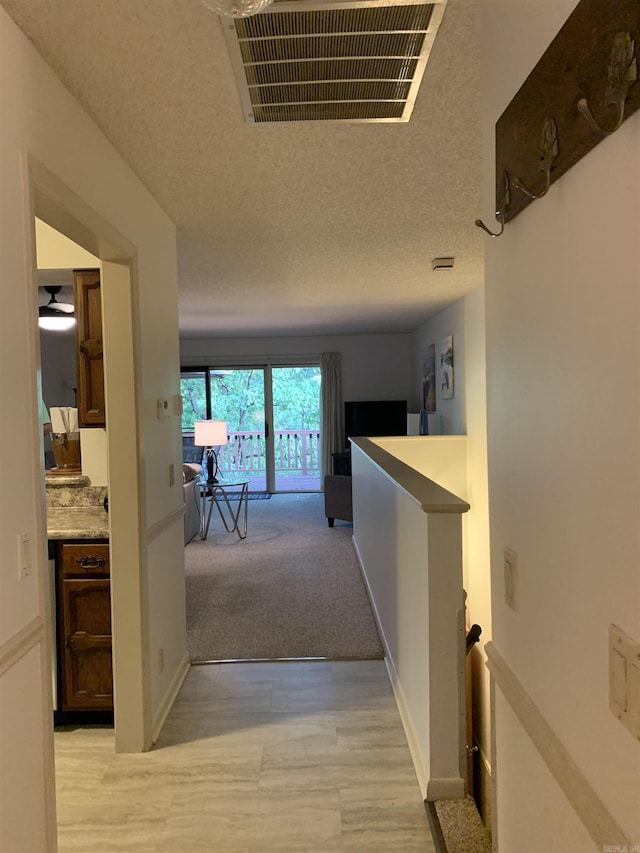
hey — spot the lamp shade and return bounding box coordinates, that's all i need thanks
[194,420,228,447]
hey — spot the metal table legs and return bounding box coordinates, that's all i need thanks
[201,482,249,540]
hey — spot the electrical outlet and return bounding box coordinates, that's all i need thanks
[504,547,517,610]
[158,648,165,674]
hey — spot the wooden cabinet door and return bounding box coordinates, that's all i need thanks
[60,578,113,710]
[74,269,105,427]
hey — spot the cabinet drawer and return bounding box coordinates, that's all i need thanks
[59,542,109,577]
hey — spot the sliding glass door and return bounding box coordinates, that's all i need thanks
[180,363,320,492]
[272,366,321,491]
[210,367,267,491]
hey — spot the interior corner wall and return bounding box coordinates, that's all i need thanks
[410,289,493,801]
[180,333,412,402]
[0,7,186,847]
[481,0,640,848]
[409,300,466,434]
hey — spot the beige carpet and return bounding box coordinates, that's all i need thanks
[184,493,384,661]
[435,797,492,853]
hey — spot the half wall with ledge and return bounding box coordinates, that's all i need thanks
[350,436,470,801]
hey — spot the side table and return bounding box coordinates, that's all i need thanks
[200,480,249,540]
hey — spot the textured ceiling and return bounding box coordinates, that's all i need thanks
[2,0,484,337]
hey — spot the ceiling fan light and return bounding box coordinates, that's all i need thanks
[38,285,75,330]
[201,0,274,18]
[38,314,76,332]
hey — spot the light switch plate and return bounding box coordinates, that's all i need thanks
[17,532,31,581]
[157,398,170,420]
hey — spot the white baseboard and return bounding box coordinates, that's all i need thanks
[151,652,190,743]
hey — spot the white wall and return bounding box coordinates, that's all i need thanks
[411,290,493,814]
[181,333,412,402]
[409,299,466,434]
[461,285,492,802]
[481,0,640,848]
[0,8,186,849]
[36,218,100,269]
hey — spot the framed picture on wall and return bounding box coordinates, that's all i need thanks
[440,336,454,399]
[422,344,436,412]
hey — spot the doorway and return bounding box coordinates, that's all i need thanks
[181,363,321,492]
[31,162,150,756]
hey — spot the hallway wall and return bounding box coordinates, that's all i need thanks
[0,8,185,849]
[409,298,467,434]
[410,288,492,818]
[481,0,640,848]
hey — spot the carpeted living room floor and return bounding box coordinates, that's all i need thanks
[184,492,384,662]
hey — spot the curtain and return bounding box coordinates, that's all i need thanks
[320,352,343,481]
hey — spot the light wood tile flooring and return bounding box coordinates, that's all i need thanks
[55,660,436,852]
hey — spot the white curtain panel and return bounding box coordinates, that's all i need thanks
[320,352,343,480]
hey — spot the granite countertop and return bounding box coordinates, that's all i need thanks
[46,506,110,540]
[45,474,110,539]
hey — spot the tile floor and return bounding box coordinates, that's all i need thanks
[54,660,437,852]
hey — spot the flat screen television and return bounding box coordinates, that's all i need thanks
[344,400,407,448]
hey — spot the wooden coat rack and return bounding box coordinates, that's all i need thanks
[476,0,640,236]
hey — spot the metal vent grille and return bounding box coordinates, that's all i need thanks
[223,0,448,124]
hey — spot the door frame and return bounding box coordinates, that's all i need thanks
[28,154,151,757]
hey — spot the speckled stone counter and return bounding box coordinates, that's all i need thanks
[46,507,109,539]
[45,472,109,539]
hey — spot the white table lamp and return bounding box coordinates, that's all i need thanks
[194,420,228,484]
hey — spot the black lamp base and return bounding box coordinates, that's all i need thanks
[206,447,219,484]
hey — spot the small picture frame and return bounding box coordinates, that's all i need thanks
[423,344,436,412]
[440,336,454,399]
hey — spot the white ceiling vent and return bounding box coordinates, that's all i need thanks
[222,0,448,124]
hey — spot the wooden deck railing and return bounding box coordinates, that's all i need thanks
[183,429,321,477]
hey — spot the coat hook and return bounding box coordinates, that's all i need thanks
[577,32,637,136]
[512,118,558,200]
[475,214,504,238]
[475,172,510,238]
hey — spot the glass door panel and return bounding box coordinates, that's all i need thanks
[180,369,208,464]
[272,366,321,492]
[209,367,267,492]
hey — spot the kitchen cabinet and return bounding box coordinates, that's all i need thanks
[57,540,112,711]
[74,269,105,427]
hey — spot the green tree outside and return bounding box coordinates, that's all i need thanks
[181,367,320,434]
